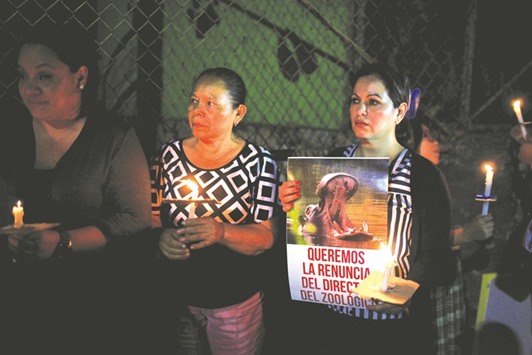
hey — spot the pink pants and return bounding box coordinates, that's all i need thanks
[176,291,264,355]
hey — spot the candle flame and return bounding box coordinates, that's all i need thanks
[484,164,493,173]
[16,200,22,208]
[183,179,199,199]
[379,243,394,266]
[513,99,522,110]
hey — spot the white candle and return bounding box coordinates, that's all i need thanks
[483,164,494,197]
[482,164,494,215]
[380,247,395,292]
[381,264,392,292]
[189,202,196,219]
[513,100,528,139]
[12,200,24,228]
[184,179,199,219]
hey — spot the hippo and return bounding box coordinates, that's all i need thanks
[298,172,372,240]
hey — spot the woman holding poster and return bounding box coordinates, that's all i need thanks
[279,62,455,354]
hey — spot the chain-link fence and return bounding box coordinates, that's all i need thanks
[0,0,489,170]
[4,1,530,318]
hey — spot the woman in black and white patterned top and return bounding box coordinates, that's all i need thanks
[151,67,281,355]
[279,63,455,354]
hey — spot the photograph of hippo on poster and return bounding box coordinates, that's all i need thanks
[286,157,388,250]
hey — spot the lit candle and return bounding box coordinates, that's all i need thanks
[482,164,494,215]
[12,200,24,228]
[380,247,395,292]
[189,201,196,219]
[184,179,199,218]
[512,99,528,140]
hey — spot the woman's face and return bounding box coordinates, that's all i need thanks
[349,75,402,141]
[17,44,84,124]
[418,124,440,165]
[187,77,241,141]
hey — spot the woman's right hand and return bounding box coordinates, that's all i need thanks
[159,228,190,261]
[8,229,58,262]
[279,180,301,213]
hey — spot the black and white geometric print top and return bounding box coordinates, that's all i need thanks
[329,142,413,320]
[151,139,280,227]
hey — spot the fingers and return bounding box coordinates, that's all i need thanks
[7,235,18,248]
[7,236,21,255]
[468,214,495,240]
[366,300,406,314]
[483,225,495,234]
[478,214,494,223]
[478,215,495,238]
[473,214,493,224]
[159,218,223,257]
[279,180,301,211]
[159,229,190,260]
[8,233,37,253]
[161,243,190,260]
[7,236,38,262]
[179,218,223,250]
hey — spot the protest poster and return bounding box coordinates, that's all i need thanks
[286,157,389,309]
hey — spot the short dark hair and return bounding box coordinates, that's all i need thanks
[20,21,99,116]
[349,62,410,109]
[193,67,247,109]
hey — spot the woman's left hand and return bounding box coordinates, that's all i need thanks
[176,217,225,250]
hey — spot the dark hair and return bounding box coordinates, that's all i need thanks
[193,67,247,109]
[410,116,427,149]
[351,63,413,146]
[19,22,100,117]
[349,63,410,109]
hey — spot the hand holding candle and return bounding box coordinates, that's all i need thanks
[512,99,528,140]
[12,200,24,228]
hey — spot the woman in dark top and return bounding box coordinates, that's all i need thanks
[0,22,151,354]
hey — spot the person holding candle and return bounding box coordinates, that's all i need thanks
[0,22,151,353]
[150,67,282,355]
[405,112,495,355]
[279,63,455,354]
[494,123,532,302]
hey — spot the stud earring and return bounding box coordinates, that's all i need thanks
[79,83,85,90]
